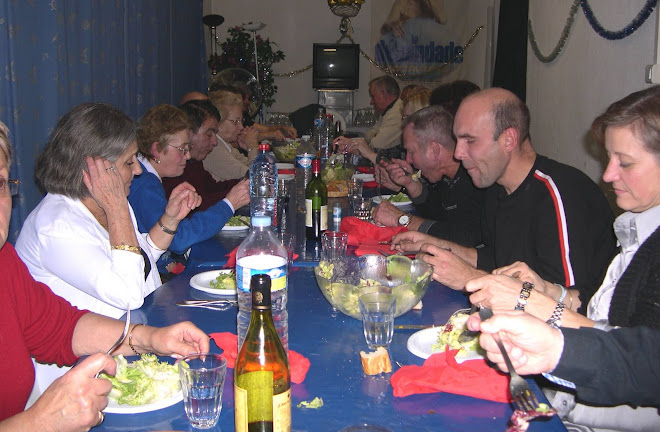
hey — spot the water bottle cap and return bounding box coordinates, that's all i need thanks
[258,143,270,151]
[252,216,271,227]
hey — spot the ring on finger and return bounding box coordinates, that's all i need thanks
[106,165,116,171]
[96,411,105,426]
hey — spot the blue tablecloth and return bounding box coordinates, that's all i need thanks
[94,265,567,432]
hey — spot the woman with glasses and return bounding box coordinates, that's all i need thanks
[128,104,249,273]
[15,103,202,400]
[203,90,261,181]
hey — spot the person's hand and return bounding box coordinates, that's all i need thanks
[372,200,404,227]
[238,127,259,150]
[465,274,535,311]
[138,321,210,358]
[27,353,115,431]
[384,159,420,194]
[161,182,202,224]
[225,178,250,210]
[259,129,286,142]
[374,165,400,191]
[418,243,486,290]
[466,310,564,375]
[82,156,128,214]
[280,125,297,139]
[333,136,358,154]
[493,261,549,293]
[390,231,440,254]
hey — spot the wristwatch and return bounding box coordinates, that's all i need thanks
[397,214,411,227]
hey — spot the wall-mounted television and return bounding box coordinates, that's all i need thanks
[313,43,359,90]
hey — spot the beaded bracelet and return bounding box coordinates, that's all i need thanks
[128,323,145,355]
[547,302,566,328]
[110,244,142,255]
[158,218,177,235]
[514,281,534,311]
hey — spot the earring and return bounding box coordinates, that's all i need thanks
[155,159,161,164]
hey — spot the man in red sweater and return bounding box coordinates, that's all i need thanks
[162,100,240,213]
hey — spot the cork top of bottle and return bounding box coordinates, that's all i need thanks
[250,274,272,308]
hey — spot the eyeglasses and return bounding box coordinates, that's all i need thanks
[225,118,242,125]
[168,144,191,156]
[0,179,20,197]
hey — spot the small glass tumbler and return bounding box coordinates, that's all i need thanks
[178,353,227,429]
[359,292,396,350]
[321,231,348,261]
[277,232,296,273]
[352,196,372,221]
[347,178,364,208]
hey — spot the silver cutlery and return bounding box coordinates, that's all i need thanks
[479,307,541,412]
[96,306,131,378]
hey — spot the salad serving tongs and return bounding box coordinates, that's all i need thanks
[176,299,237,311]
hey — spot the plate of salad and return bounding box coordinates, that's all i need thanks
[190,269,237,295]
[102,354,183,414]
[372,192,412,207]
[222,215,250,231]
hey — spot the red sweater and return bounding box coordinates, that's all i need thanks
[0,243,88,421]
[162,159,239,212]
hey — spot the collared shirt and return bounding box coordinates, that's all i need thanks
[587,204,660,321]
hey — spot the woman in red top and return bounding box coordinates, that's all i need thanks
[0,121,210,430]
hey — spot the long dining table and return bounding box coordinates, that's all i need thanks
[93,211,567,431]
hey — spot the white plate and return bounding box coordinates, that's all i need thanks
[372,195,412,207]
[222,216,250,231]
[279,173,295,181]
[190,270,237,295]
[352,173,375,182]
[104,391,183,414]
[406,326,484,363]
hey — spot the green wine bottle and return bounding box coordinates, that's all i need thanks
[234,274,291,432]
[305,158,328,240]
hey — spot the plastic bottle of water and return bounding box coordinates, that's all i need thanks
[249,143,278,230]
[312,107,326,159]
[236,216,288,353]
[295,135,315,213]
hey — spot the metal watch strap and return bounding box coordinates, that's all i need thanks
[514,281,533,311]
[547,302,566,328]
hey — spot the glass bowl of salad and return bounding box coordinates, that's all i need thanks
[313,255,433,319]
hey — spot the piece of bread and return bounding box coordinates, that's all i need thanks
[360,347,392,375]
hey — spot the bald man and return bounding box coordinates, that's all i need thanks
[393,88,616,309]
[178,91,208,105]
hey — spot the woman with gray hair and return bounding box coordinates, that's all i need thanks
[15,103,201,397]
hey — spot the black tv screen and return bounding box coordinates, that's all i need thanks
[313,43,359,90]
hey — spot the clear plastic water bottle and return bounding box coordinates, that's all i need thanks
[295,135,315,213]
[236,216,288,352]
[249,143,278,229]
[312,107,325,158]
[332,202,342,231]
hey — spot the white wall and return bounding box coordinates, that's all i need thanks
[527,0,657,190]
[204,0,374,113]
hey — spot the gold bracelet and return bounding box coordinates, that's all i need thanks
[568,291,574,310]
[128,323,145,356]
[158,218,177,235]
[110,244,142,255]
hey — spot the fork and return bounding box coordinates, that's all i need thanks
[95,306,131,378]
[479,307,540,412]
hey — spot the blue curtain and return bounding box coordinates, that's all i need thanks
[0,0,207,243]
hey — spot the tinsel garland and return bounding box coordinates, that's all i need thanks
[528,0,580,63]
[581,0,657,40]
[273,25,483,81]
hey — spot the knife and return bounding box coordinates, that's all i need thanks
[393,324,441,330]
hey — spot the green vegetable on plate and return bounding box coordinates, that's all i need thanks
[210,272,236,290]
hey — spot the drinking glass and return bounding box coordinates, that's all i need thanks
[352,196,372,221]
[321,231,348,261]
[347,178,364,209]
[359,293,396,350]
[277,232,296,273]
[178,353,227,429]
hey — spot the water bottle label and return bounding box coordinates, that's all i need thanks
[313,118,324,128]
[295,154,313,169]
[236,256,287,293]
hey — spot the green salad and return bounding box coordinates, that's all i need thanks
[210,272,236,290]
[101,354,180,406]
[226,215,250,227]
[388,192,411,203]
[272,140,301,162]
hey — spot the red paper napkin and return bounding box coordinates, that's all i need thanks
[224,247,299,269]
[340,217,407,247]
[356,166,374,174]
[363,181,379,188]
[210,332,310,384]
[390,349,512,403]
[354,244,397,256]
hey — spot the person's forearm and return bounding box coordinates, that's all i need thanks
[0,410,46,432]
[71,313,159,357]
[449,242,477,267]
[148,215,180,250]
[106,205,139,247]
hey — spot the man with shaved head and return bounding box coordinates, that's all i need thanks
[393,88,616,310]
[178,91,208,105]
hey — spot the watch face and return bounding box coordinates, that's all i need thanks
[398,215,410,226]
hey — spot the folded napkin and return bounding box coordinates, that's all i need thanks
[390,349,512,403]
[340,217,407,247]
[356,166,374,174]
[223,247,299,269]
[210,332,310,384]
[363,181,379,188]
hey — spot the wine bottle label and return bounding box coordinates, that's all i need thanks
[236,255,287,293]
[234,382,291,432]
[320,205,328,231]
[305,199,312,227]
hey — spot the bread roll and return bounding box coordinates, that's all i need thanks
[360,347,392,375]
